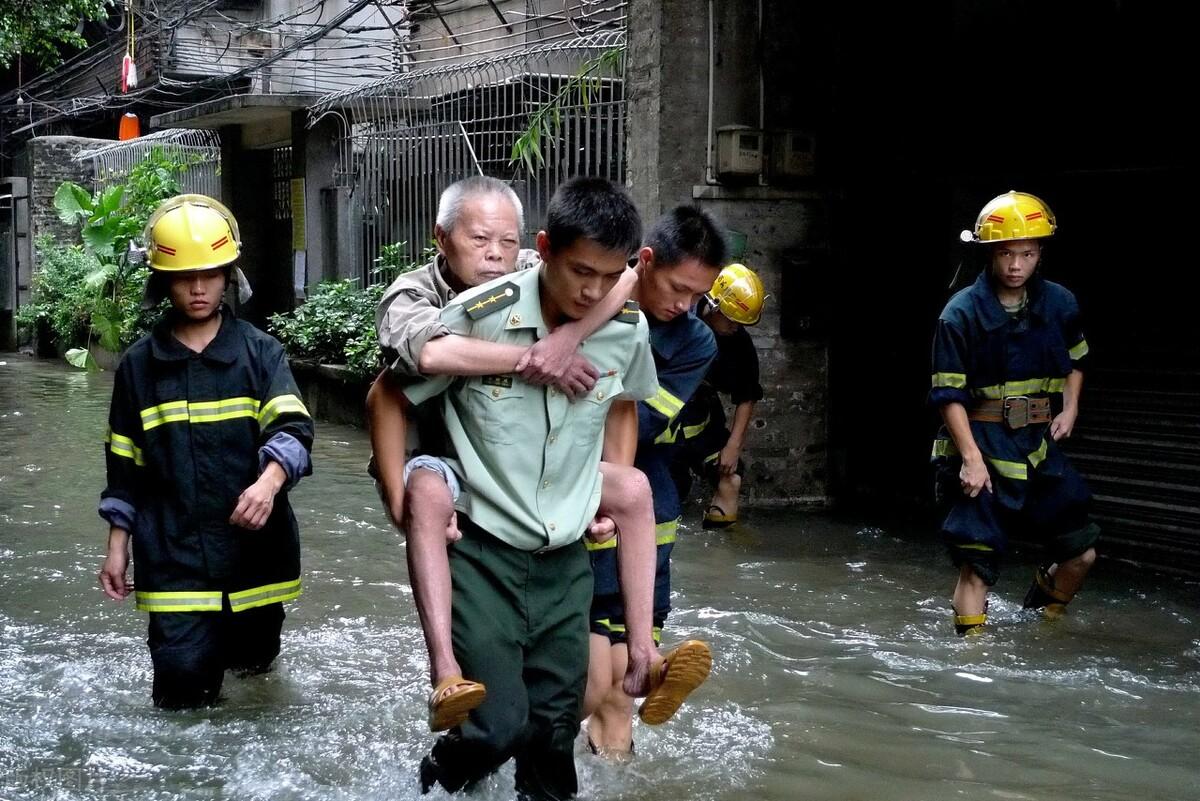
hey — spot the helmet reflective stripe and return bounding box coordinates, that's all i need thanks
[965,191,1057,244]
[144,193,242,272]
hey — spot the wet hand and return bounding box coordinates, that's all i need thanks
[717,443,741,476]
[1050,408,1077,441]
[586,515,617,544]
[446,511,462,544]
[551,354,600,400]
[230,472,281,530]
[959,457,992,498]
[517,333,598,399]
[517,329,584,384]
[98,549,131,601]
[622,642,657,698]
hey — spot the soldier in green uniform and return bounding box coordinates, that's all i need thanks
[407,178,659,800]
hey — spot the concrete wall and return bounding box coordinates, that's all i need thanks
[291,111,354,283]
[626,0,830,506]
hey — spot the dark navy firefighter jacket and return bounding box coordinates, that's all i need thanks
[929,271,1090,510]
[100,309,314,614]
[590,309,716,611]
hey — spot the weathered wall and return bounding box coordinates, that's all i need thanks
[626,0,830,506]
[25,136,108,268]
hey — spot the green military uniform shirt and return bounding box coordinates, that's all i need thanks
[404,265,659,551]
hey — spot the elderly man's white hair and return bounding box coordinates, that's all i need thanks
[436,176,524,233]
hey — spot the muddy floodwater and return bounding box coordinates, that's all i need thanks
[2,357,1198,800]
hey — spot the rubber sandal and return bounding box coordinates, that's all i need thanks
[428,676,486,732]
[702,505,736,530]
[1023,565,1073,615]
[637,640,712,725]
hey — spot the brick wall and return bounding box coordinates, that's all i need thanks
[26,136,108,269]
[626,0,830,506]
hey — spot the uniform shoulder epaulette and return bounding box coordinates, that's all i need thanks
[463,282,520,320]
[613,299,641,324]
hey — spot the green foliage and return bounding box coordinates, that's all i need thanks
[510,47,623,174]
[268,279,387,380]
[64,348,97,370]
[0,0,111,69]
[372,241,435,286]
[268,242,434,379]
[24,147,198,365]
[16,237,156,357]
[16,237,98,348]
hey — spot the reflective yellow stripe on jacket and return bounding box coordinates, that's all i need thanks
[593,618,663,643]
[141,397,259,430]
[228,578,302,612]
[644,386,685,420]
[584,519,679,551]
[653,412,710,446]
[931,436,1050,481]
[135,579,302,613]
[258,394,311,429]
[932,372,967,388]
[139,394,310,431]
[105,428,145,466]
[135,590,223,613]
[970,377,1066,399]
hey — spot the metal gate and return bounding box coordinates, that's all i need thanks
[351,121,481,282]
[1070,361,1200,574]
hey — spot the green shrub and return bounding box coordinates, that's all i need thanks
[16,237,158,358]
[36,146,197,368]
[270,244,433,379]
[16,238,96,347]
[268,279,387,380]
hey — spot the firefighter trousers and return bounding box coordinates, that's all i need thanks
[148,600,285,709]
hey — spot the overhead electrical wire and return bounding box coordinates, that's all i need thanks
[1,0,627,133]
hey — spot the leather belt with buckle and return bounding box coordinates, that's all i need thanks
[968,396,1052,429]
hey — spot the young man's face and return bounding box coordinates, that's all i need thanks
[435,193,522,289]
[635,248,721,322]
[168,267,226,321]
[990,238,1041,291]
[536,231,629,322]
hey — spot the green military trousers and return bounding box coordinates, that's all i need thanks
[423,517,592,800]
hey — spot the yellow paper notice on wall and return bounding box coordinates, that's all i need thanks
[290,178,306,250]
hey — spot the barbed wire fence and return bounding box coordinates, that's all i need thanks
[74,128,223,199]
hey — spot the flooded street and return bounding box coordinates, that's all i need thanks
[2,356,1198,801]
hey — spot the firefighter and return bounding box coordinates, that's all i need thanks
[930,191,1099,636]
[670,263,767,528]
[97,194,314,707]
[585,205,726,754]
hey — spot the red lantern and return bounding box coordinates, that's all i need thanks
[118,113,140,140]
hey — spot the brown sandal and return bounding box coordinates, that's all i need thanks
[428,676,486,732]
[637,640,712,725]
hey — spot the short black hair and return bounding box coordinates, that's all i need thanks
[544,177,642,256]
[644,205,729,269]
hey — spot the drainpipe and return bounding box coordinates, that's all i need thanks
[704,0,719,185]
[758,0,769,186]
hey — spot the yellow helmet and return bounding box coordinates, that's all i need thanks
[144,194,241,272]
[708,263,766,325]
[963,190,1056,244]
